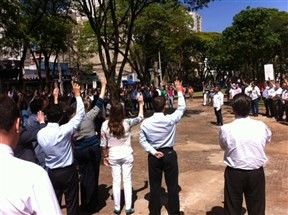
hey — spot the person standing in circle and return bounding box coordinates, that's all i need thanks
[101,96,144,215]
[219,94,272,215]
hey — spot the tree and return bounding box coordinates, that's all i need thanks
[0,0,48,86]
[129,1,194,86]
[269,10,288,80]
[67,21,98,78]
[75,0,214,101]
[222,7,280,82]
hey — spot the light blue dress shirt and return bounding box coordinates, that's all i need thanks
[37,96,85,169]
[139,92,186,155]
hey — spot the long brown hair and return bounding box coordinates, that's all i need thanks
[108,102,125,137]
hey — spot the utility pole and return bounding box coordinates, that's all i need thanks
[158,51,163,87]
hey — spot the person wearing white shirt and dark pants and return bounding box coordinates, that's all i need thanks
[219,94,272,215]
[0,95,62,215]
[213,85,224,126]
[37,83,85,215]
[250,82,261,116]
[140,80,186,215]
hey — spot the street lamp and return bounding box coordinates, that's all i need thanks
[158,51,163,86]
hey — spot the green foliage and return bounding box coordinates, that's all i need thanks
[222,8,281,81]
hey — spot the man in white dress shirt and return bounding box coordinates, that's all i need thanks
[37,83,85,215]
[0,95,61,215]
[219,93,272,215]
[213,85,224,126]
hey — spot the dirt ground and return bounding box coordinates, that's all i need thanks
[72,97,288,215]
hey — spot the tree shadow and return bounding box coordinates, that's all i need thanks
[206,206,246,215]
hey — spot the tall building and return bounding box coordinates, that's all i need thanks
[189,12,202,32]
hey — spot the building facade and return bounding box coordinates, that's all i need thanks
[189,12,202,32]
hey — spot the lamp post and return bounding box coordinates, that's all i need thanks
[158,51,163,86]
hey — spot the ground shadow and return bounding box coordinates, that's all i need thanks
[210,121,218,126]
[131,180,149,208]
[144,186,182,213]
[98,184,112,209]
[206,206,246,215]
[279,121,288,126]
[165,107,204,117]
[106,181,149,213]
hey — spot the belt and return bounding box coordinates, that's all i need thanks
[48,163,75,171]
[157,147,174,151]
[227,166,263,171]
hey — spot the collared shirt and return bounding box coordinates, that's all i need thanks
[229,87,241,99]
[0,144,61,215]
[101,114,144,159]
[283,90,288,102]
[275,87,283,96]
[262,87,269,99]
[139,92,186,155]
[282,89,287,100]
[37,96,85,169]
[213,91,224,109]
[250,86,261,100]
[219,117,272,170]
[268,86,276,98]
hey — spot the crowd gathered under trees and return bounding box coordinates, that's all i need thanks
[0,1,287,102]
[1,73,287,214]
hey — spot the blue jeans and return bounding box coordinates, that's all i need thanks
[251,98,259,116]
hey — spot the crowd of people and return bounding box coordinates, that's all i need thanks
[202,78,288,125]
[0,76,285,215]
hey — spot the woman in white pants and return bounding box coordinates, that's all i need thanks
[101,96,144,215]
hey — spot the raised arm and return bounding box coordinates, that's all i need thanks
[127,95,144,127]
[53,87,59,105]
[67,83,85,130]
[86,77,107,120]
[20,111,46,144]
[168,80,186,123]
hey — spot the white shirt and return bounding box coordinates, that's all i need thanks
[100,115,143,160]
[275,87,283,97]
[219,117,272,170]
[213,91,224,110]
[250,86,261,100]
[37,96,85,169]
[140,92,186,155]
[0,144,62,215]
[268,86,276,98]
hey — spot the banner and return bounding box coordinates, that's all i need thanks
[264,64,274,80]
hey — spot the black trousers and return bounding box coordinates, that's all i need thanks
[214,107,223,125]
[74,144,101,211]
[268,98,275,117]
[148,148,180,215]
[263,98,270,116]
[48,163,79,215]
[224,166,265,215]
[273,99,281,120]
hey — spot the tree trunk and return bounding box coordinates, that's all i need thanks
[19,46,28,89]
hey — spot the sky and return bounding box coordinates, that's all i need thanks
[196,0,288,33]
